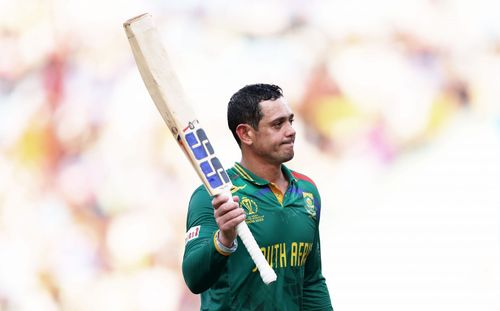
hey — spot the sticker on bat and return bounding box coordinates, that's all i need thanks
[185,129,214,160]
[199,157,230,189]
[184,127,229,189]
[183,120,200,132]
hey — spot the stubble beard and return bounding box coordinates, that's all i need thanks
[253,141,295,165]
[274,145,295,164]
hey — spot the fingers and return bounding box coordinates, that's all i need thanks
[213,196,240,217]
[216,207,246,232]
[213,196,244,225]
[212,195,245,239]
[212,195,239,209]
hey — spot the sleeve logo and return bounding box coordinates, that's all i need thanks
[185,225,201,244]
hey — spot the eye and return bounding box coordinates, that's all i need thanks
[273,121,283,129]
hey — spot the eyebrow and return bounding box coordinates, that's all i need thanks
[269,113,294,124]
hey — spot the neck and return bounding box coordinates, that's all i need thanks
[239,156,286,185]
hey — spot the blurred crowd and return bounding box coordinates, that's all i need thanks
[1,0,499,310]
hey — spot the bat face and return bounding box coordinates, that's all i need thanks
[123,13,232,196]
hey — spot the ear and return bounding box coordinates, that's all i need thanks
[236,124,254,146]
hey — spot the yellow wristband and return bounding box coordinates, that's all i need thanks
[213,230,238,256]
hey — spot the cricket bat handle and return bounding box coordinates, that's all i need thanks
[222,190,277,284]
[236,221,277,284]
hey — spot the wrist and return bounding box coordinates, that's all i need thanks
[218,231,235,248]
[214,230,238,256]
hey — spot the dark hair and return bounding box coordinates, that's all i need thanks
[227,84,283,146]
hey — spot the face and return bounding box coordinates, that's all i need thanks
[249,97,296,165]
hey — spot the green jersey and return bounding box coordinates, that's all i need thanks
[183,163,333,311]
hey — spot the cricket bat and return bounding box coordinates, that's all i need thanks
[123,13,277,285]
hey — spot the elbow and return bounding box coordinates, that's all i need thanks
[184,276,208,294]
[182,262,209,294]
[186,283,206,295]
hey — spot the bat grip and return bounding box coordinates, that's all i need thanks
[222,191,277,285]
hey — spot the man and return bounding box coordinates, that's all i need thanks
[182,84,333,310]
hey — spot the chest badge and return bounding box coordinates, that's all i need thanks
[240,197,264,224]
[303,192,317,217]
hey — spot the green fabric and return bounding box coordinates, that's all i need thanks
[182,163,333,311]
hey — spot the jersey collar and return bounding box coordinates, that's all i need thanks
[233,162,297,186]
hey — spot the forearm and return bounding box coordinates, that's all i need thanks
[182,187,241,293]
[303,228,333,310]
[182,230,230,294]
[303,250,333,311]
[303,275,333,311]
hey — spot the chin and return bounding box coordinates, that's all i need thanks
[281,152,294,163]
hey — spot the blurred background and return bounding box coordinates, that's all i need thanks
[1,0,499,310]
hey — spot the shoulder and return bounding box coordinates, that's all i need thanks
[291,169,323,221]
[189,184,211,207]
[186,185,214,224]
[291,169,321,202]
[291,170,317,188]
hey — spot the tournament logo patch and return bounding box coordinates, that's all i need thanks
[185,225,200,244]
[240,197,264,224]
[303,192,316,217]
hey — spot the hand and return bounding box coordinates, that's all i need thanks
[212,195,246,247]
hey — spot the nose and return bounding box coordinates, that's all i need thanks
[285,121,296,138]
